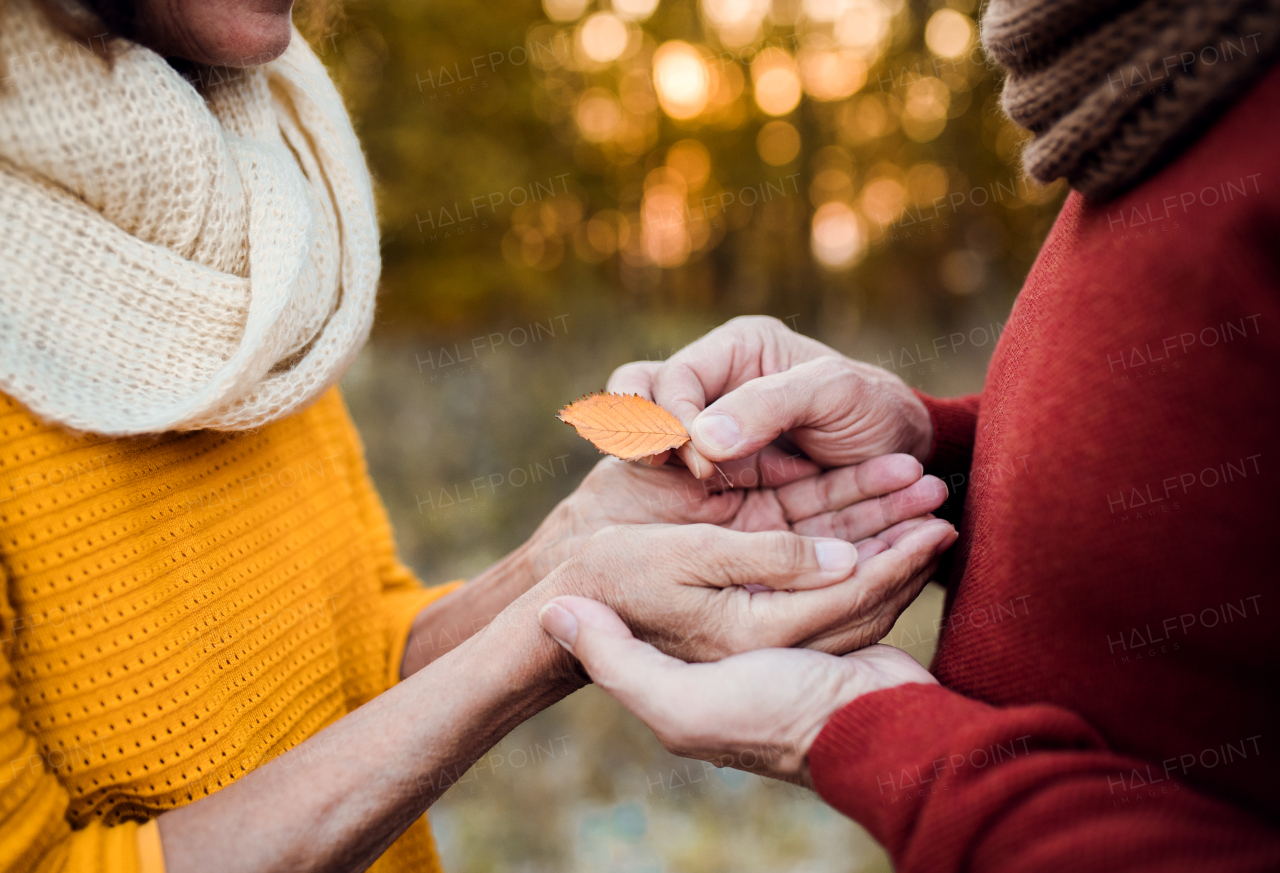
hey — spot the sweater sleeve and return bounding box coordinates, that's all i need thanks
[914,391,981,480]
[324,388,464,689]
[809,684,1280,872]
[0,578,149,873]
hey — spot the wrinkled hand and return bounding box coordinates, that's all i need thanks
[527,451,947,579]
[540,596,934,786]
[607,315,934,480]
[525,519,955,676]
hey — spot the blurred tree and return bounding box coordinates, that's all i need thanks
[304,0,1066,339]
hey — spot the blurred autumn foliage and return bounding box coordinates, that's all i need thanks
[304,0,1066,338]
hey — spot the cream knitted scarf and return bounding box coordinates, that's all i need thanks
[983,0,1280,200]
[0,0,379,435]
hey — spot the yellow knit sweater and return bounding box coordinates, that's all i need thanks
[0,388,457,873]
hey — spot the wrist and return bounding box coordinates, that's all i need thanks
[469,579,590,700]
[402,537,542,677]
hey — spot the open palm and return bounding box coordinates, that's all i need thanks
[528,451,947,579]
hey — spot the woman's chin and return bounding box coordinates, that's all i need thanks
[194,13,294,67]
[136,0,295,67]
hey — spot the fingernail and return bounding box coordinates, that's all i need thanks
[815,538,857,572]
[538,602,579,650]
[694,413,740,452]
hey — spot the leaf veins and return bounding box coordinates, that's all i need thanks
[556,393,690,460]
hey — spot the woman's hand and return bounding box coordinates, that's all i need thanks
[539,596,934,786]
[405,453,946,675]
[607,315,934,479]
[527,452,949,579]
[528,518,956,666]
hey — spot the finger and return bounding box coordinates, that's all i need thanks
[604,362,672,467]
[651,359,718,480]
[854,538,890,560]
[623,524,860,591]
[798,520,956,653]
[686,358,852,463]
[539,596,688,720]
[871,515,939,547]
[692,443,822,492]
[642,318,832,479]
[746,519,955,652]
[605,360,660,398]
[790,475,948,541]
[775,454,923,521]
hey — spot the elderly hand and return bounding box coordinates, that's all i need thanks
[406,382,945,676]
[539,596,935,786]
[525,518,955,672]
[526,452,948,578]
[607,315,934,480]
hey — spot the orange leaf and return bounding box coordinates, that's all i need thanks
[557,393,690,460]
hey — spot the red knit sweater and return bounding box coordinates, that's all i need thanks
[809,66,1280,870]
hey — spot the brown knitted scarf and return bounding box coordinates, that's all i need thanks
[982,0,1280,200]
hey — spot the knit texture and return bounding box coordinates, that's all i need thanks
[982,0,1280,199]
[808,63,1280,871]
[0,0,380,436]
[0,387,457,873]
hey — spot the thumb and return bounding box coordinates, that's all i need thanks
[538,596,684,709]
[689,358,841,462]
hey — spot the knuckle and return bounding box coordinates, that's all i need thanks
[876,493,894,526]
[606,361,653,389]
[727,313,783,333]
[587,523,637,553]
[679,522,722,549]
[760,529,807,568]
[814,473,836,510]
[811,354,849,376]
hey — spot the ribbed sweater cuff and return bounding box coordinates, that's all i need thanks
[913,391,980,478]
[808,683,1103,860]
[810,684,986,848]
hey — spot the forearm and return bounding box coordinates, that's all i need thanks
[400,497,592,677]
[158,602,579,873]
[401,538,540,677]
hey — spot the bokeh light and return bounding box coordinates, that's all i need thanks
[801,0,847,23]
[924,9,975,59]
[613,0,661,21]
[811,202,865,269]
[902,76,950,141]
[858,171,906,227]
[834,0,890,54]
[702,0,771,46]
[797,48,867,101]
[939,248,987,294]
[543,0,589,23]
[667,139,713,190]
[642,168,693,266]
[752,47,802,115]
[905,161,949,204]
[757,119,801,165]
[577,12,631,63]
[576,88,623,142]
[619,67,659,113]
[653,41,711,119]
